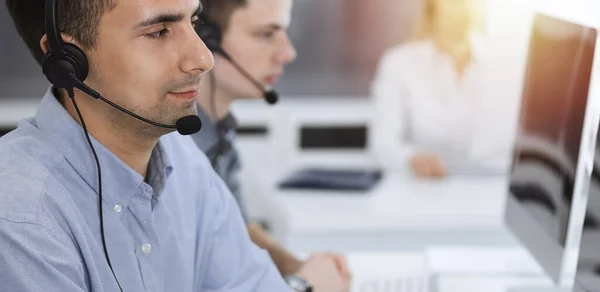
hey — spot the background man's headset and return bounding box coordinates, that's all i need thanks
[41,0,204,290]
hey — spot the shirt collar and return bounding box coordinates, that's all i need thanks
[146,140,173,202]
[191,103,238,152]
[192,104,220,152]
[34,86,173,209]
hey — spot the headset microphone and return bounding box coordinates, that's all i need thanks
[264,90,279,105]
[219,51,279,105]
[66,74,202,135]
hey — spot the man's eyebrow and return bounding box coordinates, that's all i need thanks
[264,24,284,31]
[133,2,203,30]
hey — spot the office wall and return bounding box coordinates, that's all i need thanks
[276,0,419,97]
[0,3,50,99]
[0,0,420,100]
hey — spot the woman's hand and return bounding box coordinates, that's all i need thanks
[410,153,447,179]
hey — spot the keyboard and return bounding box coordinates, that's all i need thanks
[278,168,383,192]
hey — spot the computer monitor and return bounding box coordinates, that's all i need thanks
[504,9,599,287]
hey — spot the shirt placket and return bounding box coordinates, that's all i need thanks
[131,184,163,292]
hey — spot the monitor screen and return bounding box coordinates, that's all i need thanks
[506,12,597,283]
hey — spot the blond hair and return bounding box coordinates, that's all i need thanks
[412,0,485,41]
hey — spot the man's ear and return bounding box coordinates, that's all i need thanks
[40,34,49,55]
[39,33,81,54]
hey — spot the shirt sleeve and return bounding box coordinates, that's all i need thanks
[228,181,252,224]
[369,49,417,173]
[0,219,88,292]
[200,173,291,292]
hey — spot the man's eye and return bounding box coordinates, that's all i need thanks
[145,29,169,39]
[192,18,203,28]
[259,31,276,40]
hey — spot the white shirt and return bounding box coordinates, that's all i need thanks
[369,37,518,174]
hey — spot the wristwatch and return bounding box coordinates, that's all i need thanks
[283,275,313,292]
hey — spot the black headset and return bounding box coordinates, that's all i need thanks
[195,14,226,55]
[195,11,279,105]
[42,0,89,97]
[42,0,124,291]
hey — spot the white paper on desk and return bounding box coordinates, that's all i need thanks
[426,247,545,276]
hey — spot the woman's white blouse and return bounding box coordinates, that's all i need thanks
[369,37,518,174]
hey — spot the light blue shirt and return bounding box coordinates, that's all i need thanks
[0,87,291,292]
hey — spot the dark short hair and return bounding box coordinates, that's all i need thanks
[202,0,246,32]
[5,0,116,67]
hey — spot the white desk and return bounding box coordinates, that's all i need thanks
[267,171,520,252]
[435,276,557,292]
[275,173,509,232]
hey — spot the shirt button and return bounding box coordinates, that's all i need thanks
[113,204,122,213]
[141,243,152,254]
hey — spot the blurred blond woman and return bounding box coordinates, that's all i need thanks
[370,0,495,178]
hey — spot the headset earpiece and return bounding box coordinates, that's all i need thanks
[195,15,223,54]
[42,0,89,92]
[63,43,89,80]
[42,43,89,90]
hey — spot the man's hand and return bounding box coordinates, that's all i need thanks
[324,252,351,280]
[410,153,447,179]
[295,252,350,292]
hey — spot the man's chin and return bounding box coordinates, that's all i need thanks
[172,99,199,116]
[156,102,198,128]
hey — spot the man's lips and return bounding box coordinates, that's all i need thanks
[167,89,201,100]
[265,73,282,85]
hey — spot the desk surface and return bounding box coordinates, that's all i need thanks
[273,173,510,235]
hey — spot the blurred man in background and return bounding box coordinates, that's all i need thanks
[191,0,352,291]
